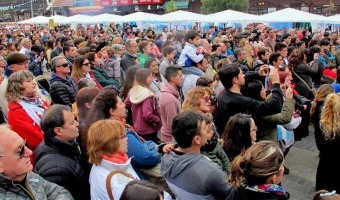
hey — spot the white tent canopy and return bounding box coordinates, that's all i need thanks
[327,14,340,24]
[18,16,49,24]
[258,8,329,23]
[93,13,123,22]
[49,15,69,24]
[159,10,206,22]
[68,14,97,24]
[205,9,261,23]
[120,12,159,22]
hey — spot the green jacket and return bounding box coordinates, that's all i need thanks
[0,172,73,200]
[257,97,296,142]
[91,66,120,88]
[201,143,231,176]
[138,53,148,68]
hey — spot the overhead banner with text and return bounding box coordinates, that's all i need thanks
[137,0,163,4]
[73,0,93,7]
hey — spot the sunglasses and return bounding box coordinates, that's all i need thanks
[202,96,211,103]
[0,139,26,159]
[82,62,91,66]
[59,63,69,67]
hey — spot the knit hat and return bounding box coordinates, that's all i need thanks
[7,53,29,66]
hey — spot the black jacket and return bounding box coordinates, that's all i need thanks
[226,187,289,200]
[34,136,89,200]
[49,73,77,107]
[215,83,283,134]
[120,51,140,72]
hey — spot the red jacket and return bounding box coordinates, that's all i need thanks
[8,101,49,165]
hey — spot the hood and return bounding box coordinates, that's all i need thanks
[129,85,154,104]
[161,151,203,180]
[161,82,179,98]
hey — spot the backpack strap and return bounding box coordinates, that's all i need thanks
[105,170,135,200]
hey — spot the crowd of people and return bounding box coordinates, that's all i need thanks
[0,21,340,200]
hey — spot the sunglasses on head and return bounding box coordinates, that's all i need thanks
[59,63,69,67]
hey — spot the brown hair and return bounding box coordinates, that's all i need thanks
[76,87,100,122]
[288,49,306,70]
[71,55,88,80]
[310,84,334,122]
[87,119,125,165]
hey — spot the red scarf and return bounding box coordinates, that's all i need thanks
[110,115,145,142]
[103,153,128,164]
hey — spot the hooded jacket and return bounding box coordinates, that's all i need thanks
[124,86,161,135]
[49,73,77,107]
[161,151,232,200]
[159,82,181,142]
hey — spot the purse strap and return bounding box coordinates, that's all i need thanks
[105,170,135,200]
[292,70,312,91]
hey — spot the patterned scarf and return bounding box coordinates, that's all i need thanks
[243,183,287,196]
[110,115,136,133]
[22,96,44,108]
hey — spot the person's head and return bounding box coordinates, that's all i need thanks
[310,84,334,121]
[222,113,256,161]
[308,39,319,48]
[320,39,330,50]
[100,46,115,59]
[87,120,127,165]
[63,44,77,58]
[243,80,266,101]
[112,44,125,56]
[182,86,212,113]
[21,38,32,49]
[40,104,79,142]
[120,180,163,200]
[6,53,29,74]
[61,36,73,46]
[218,63,245,90]
[313,190,340,200]
[164,65,183,87]
[257,47,270,62]
[51,56,70,75]
[5,70,36,102]
[71,55,91,79]
[76,87,100,122]
[86,52,101,67]
[172,111,207,149]
[122,65,140,99]
[274,42,288,58]
[163,46,176,61]
[296,41,306,50]
[185,30,200,46]
[138,40,152,55]
[288,49,306,70]
[229,141,284,187]
[267,28,274,38]
[174,32,184,43]
[234,48,247,62]
[125,39,138,54]
[134,68,153,88]
[0,45,7,55]
[320,93,340,140]
[197,57,209,72]
[281,33,291,44]
[0,125,33,182]
[30,44,43,56]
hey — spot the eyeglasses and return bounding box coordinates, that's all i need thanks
[201,96,211,103]
[59,63,70,67]
[119,134,127,140]
[0,139,26,159]
[82,62,91,66]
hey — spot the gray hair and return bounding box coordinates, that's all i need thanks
[125,39,136,49]
[78,77,96,90]
[21,38,31,46]
[51,56,65,72]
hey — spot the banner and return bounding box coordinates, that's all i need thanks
[101,0,113,6]
[73,0,93,7]
[116,0,133,5]
[137,0,163,4]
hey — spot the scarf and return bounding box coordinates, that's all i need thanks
[19,96,46,126]
[125,50,138,59]
[110,115,136,133]
[242,183,287,196]
[103,153,128,164]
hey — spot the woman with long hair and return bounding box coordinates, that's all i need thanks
[144,57,164,99]
[229,141,289,199]
[71,55,102,89]
[88,119,139,200]
[124,69,162,143]
[45,40,54,69]
[221,113,257,162]
[5,70,49,164]
[316,93,340,193]
[310,84,334,152]
[76,87,100,124]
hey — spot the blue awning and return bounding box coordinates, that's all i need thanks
[163,0,189,10]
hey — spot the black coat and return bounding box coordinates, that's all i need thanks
[226,187,289,200]
[49,73,78,107]
[311,102,324,151]
[34,136,90,200]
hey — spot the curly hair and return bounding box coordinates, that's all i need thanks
[310,84,334,122]
[320,93,340,140]
[182,86,211,113]
[288,49,306,70]
[5,70,35,102]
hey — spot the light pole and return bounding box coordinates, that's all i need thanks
[30,0,33,18]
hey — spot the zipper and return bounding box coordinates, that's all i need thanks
[12,181,35,200]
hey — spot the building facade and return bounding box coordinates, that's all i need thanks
[249,0,340,16]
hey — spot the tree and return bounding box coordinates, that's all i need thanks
[201,0,248,14]
[166,0,177,13]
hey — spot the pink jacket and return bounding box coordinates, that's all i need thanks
[159,82,181,142]
[124,90,161,135]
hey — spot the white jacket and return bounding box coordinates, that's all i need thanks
[89,158,139,200]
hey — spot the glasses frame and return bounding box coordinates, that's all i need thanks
[0,139,26,159]
[59,63,70,67]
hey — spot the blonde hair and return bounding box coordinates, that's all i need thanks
[320,93,340,140]
[239,38,250,49]
[182,86,211,112]
[310,84,334,121]
[243,45,254,70]
[87,119,125,165]
[5,70,35,102]
[212,37,221,45]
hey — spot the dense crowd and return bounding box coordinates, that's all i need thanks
[0,21,340,200]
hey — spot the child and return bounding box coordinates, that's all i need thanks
[177,30,204,67]
[201,115,231,175]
